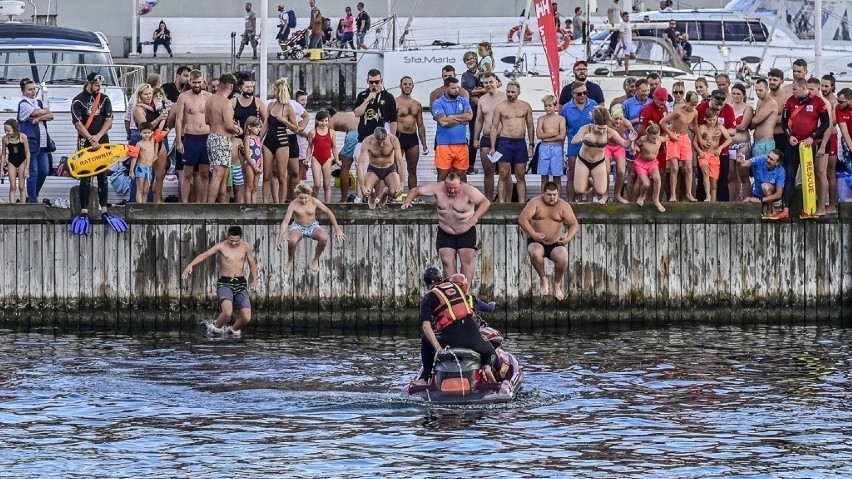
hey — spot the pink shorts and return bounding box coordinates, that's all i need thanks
[604,143,625,160]
[634,158,658,177]
[665,134,693,162]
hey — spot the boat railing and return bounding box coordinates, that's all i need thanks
[1,62,144,108]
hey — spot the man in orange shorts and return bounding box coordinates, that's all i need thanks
[432,77,473,181]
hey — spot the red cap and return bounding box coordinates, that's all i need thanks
[573,60,588,69]
[653,87,669,101]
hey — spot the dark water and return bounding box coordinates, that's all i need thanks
[1,325,850,478]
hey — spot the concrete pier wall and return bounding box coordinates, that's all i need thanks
[0,203,849,330]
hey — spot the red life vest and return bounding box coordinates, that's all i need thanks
[431,282,474,331]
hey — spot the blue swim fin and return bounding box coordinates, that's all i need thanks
[102,212,129,233]
[70,213,90,236]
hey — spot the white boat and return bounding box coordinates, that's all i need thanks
[513,35,700,108]
[592,0,852,88]
[0,14,142,159]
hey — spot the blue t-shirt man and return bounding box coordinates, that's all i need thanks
[749,154,786,197]
[561,98,597,156]
[622,94,651,124]
[432,94,472,145]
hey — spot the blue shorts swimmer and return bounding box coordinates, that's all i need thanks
[216,276,251,310]
[134,164,154,182]
[341,129,358,158]
[537,142,564,176]
[290,220,320,238]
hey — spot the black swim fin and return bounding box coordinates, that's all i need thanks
[102,212,129,233]
[70,213,90,236]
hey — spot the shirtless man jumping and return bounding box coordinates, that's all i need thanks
[357,126,407,208]
[396,76,428,189]
[490,80,535,203]
[174,70,212,202]
[205,73,241,203]
[473,72,506,201]
[517,181,579,300]
[402,172,491,283]
[182,225,259,337]
[276,182,346,274]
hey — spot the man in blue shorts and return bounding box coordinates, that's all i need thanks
[174,70,212,202]
[489,80,534,203]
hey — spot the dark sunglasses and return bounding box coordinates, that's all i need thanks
[574,91,587,96]
[673,90,684,94]
[368,79,382,84]
[713,97,726,102]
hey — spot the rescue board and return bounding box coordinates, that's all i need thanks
[67,144,139,179]
[799,143,817,216]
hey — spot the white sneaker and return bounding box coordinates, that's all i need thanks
[226,326,242,338]
[205,321,224,334]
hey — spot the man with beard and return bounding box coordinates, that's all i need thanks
[429,65,470,108]
[518,181,579,300]
[353,69,397,167]
[768,77,830,220]
[836,88,852,179]
[236,2,259,60]
[174,70,212,202]
[491,80,535,202]
[558,60,605,107]
[395,76,428,189]
[473,72,506,201]
[433,77,473,182]
[163,66,190,104]
[767,68,791,154]
[610,77,636,109]
[70,72,127,235]
[820,75,840,215]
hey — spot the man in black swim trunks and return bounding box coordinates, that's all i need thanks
[402,172,491,284]
[182,225,259,336]
[357,126,406,208]
[517,181,579,300]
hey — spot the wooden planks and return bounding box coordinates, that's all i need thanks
[0,203,848,328]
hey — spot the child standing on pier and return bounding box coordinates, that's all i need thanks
[242,116,263,204]
[306,110,339,203]
[129,122,156,203]
[535,95,566,196]
[633,123,666,212]
[694,108,732,202]
[2,119,30,204]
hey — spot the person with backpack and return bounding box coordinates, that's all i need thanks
[277,4,297,42]
[356,2,370,49]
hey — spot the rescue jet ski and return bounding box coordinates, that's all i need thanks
[400,324,524,404]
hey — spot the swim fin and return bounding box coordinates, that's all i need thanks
[70,213,90,236]
[102,212,129,233]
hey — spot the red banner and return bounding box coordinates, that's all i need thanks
[533,0,560,96]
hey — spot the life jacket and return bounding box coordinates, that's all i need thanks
[431,281,473,331]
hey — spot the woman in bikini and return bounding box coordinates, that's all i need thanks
[570,105,632,204]
[729,83,754,200]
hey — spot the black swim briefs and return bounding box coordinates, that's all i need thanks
[527,238,565,260]
[436,226,477,251]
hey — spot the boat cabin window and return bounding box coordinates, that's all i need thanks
[0,50,33,84]
[0,49,114,85]
[642,20,767,43]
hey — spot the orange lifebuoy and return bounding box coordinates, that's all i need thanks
[507,25,534,42]
[557,28,572,51]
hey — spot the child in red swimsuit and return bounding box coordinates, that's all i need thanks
[306,110,339,203]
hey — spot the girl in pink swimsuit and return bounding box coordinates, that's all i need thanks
[242,116,263,204]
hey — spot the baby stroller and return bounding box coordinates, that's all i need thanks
[277,28,307,59]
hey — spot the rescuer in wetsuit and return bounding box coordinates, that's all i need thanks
[412,267,498,386]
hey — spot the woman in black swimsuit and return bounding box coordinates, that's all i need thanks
[570,105,632,204]
[2,119,31,203]
[262,79,299,203]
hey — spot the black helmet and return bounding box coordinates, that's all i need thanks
[422,267,444,286]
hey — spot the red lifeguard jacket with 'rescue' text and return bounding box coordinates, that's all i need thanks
[431,281,474,331]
